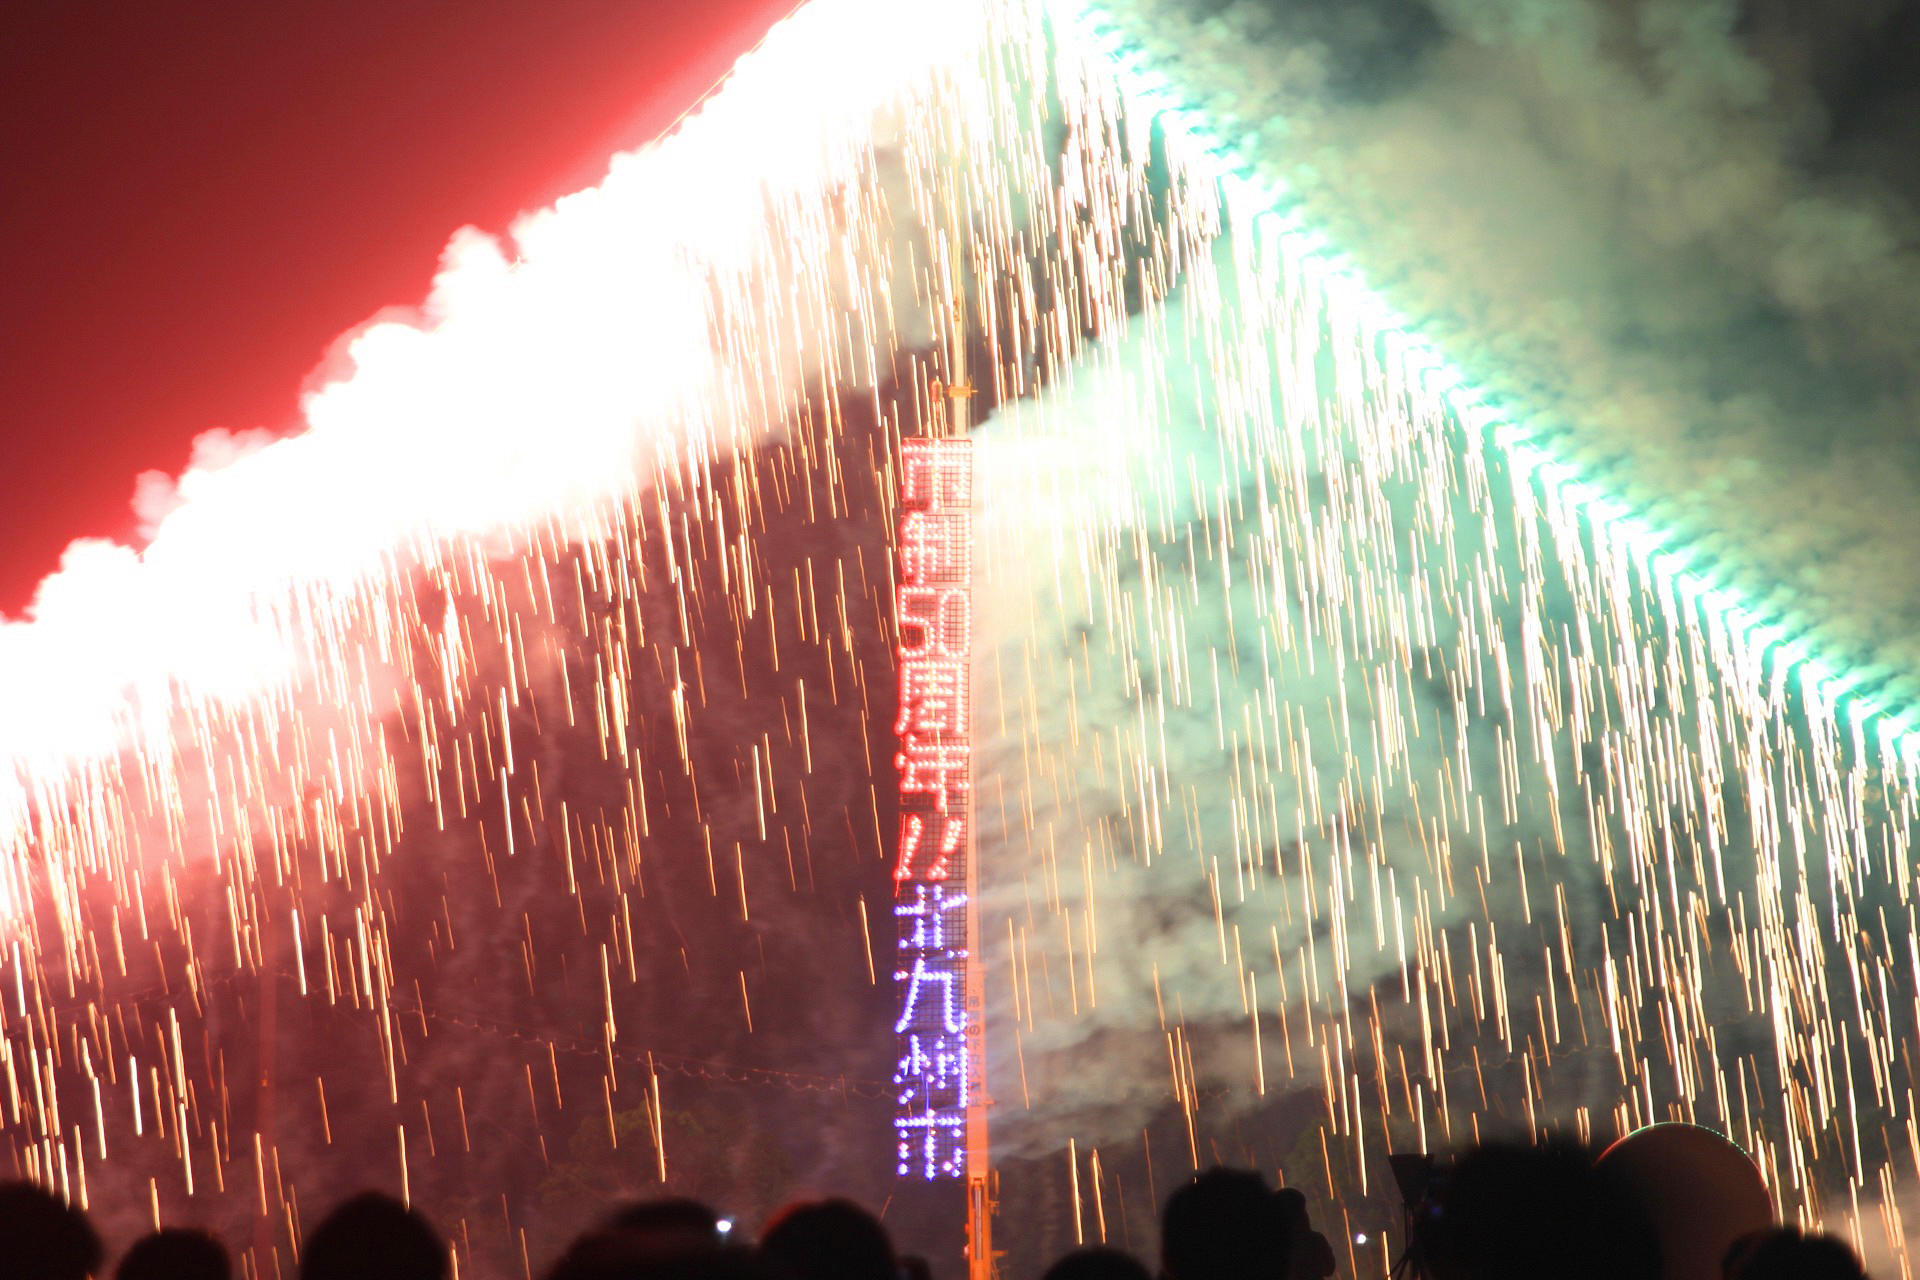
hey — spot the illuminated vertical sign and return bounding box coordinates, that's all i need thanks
[893,437,975,1179]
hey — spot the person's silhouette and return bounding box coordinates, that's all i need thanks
[300,1193,445,1280]
[0,1182,102,1280]
[1417,1141,1659,1280]
[1723,1227,1868,1280]
[547,1198,747,1280]
[1043,1245,1153,1280]
[1600,1124,1772,1280]
[117,1228,230,1280]
[548,1235,772,1280]
[599,1198,728,1254]
[758,1198,896,1280]
[1161,1168,1292,1280]
[1272,1188,1334,1279]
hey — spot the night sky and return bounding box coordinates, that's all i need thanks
[1,0,792,616]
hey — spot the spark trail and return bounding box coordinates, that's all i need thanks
[0,0,1915,1275]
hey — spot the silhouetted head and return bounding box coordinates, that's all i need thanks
[547,1235,773,1280]
[300,1192,445,1280]
[117,1229,230,1280]
[1043,1245,1153,1280]
[547,1199,743,1280]
[1723,1227,1867,1280]
[1161,1167,1292,1280]
[1599,1125,1772,1280]
[0,1181,103,1280]
[1419,1140,1659,1280]
[1271,1188,1335,1280]
[758,1198,895,1280]
[595,1198,730,1259]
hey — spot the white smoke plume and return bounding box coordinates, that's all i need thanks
[963,26,1920,1260]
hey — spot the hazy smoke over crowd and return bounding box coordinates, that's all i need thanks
[967,5,1920,1266]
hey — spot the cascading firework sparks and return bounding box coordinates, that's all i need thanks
[1,0,1917,1274]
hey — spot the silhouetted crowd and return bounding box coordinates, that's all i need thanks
[0,1131,1876,1279]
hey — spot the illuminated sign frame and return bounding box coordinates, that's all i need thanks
[891,436,976,1180]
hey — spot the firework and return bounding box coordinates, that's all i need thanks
[2,1,1916,1275]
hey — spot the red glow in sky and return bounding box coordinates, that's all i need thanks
[0,0,794,616]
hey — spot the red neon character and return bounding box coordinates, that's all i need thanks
[901,439,973,512]
[897,737,970,812]
[895,658,968,738]
[901,510,971,586]
[894,811,966,882]
[898,586,969,659]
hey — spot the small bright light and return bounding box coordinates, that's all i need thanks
[1354,1234,1368,1246]
[717,1218,734,1236]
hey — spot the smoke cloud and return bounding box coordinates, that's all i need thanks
[961,7,1920,1262]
